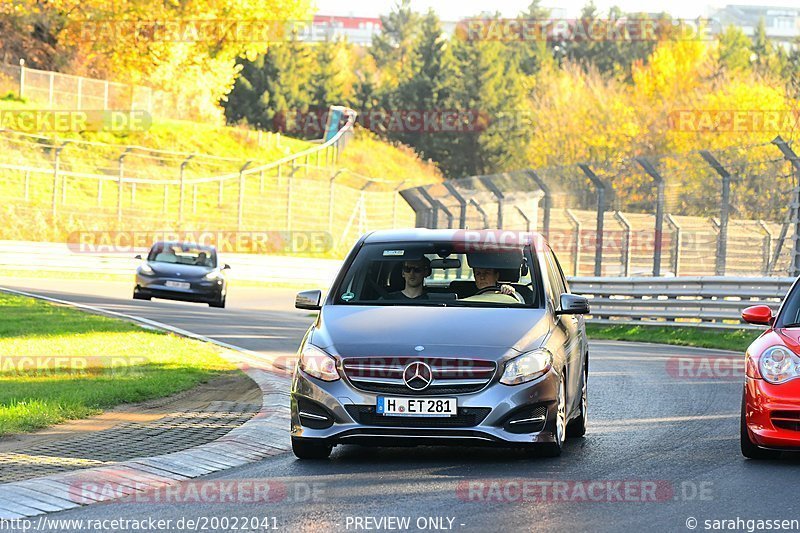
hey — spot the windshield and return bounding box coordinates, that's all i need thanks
[147,243,217,268]
[333,241,543,308]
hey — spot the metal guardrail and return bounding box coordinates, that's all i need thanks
[570,276,796,329]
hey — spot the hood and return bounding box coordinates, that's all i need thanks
[146,262,214,278]
[310,305,550,359]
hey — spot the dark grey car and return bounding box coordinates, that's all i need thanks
[133,241,229,308]
[290,229,589,459]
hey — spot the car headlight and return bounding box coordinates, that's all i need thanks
[138,263,154,275]
[500,348,553,385]
[299,345,340,382]
[203,271,222,281]
[758,345,800,384]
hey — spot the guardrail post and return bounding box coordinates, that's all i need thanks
[287,175,293,231]
[18,59,25,99]
[525,169,551,238]
[515,206,531,232]
[771,136,800,276]
[469,199,489,229]
[757,220,773,276]
[117,148,132,226]
[635,157,666,276]
[578,164,608,276]
[238,161,253,231]
[665,214,682,276]
[614,211,631,277]
[179,154,194,225]
[699,150,731,276]
[443,182,468,229]
[480,176,505,228]
[566,209,581,276]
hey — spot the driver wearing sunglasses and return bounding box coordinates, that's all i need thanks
[381,258,431,300]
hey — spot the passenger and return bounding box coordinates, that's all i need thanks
[382,258,431,300]
[472,267,515,296]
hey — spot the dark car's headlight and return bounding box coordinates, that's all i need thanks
[500,348,553,385]
[204,271,223,281]
[299,345,340,382]
[138,263,155,275]
[759,346,800,384]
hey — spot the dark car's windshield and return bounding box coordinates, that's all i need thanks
[334,242,543,308]
[147,243,217,268]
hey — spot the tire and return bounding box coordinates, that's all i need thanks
[208,293,226,308]
[537,372,567,457]
[740,388,780,460]
[132,289,150,301]
[567,362,588,438]
[292,437,332,460]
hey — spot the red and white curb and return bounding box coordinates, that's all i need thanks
[0,287,294,519]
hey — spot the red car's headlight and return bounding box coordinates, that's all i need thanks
[758,346,800,384]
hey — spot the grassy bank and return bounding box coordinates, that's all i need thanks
[585,323,760,352]
[0,292,238,435]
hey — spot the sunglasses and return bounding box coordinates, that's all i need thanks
[403,266,427,273]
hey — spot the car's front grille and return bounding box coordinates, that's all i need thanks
[341,357,496,395]
[771,411,800,432]
[345,405,491,428]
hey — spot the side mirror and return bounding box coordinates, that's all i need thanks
[134,255,142,260]
[223,264,231,270]
[296,290,322,311]
[557,294,590,315]
[742,305,773,326]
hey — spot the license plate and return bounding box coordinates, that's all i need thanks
[165,281,190,289]
[376,397,457,417]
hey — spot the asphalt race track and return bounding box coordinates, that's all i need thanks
[5,279,800,533]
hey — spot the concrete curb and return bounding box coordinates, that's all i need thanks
[0,287,293,519]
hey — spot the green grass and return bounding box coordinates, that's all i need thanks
[0,293,237,435]
[585,323,761,352]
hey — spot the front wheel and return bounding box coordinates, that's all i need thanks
[537,373,567,457]
[292,437,332,460]
[132,289,150,301]
[566,362,588,438]
[209,293,226,308]
[740,389,780,460]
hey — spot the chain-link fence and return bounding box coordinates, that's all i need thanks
[399,138,800,277]
[0,62,204,121]
[0,108,416,256]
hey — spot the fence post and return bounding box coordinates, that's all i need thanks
[287,175,293,231]
[665,214,682,276]
[419,188,440,228]
[566,209,581,276]
[614,211,631,277]
[757,220,773,276]
[515,206,531,232]
[238,161,253,231]
[469,199,489,229]
[117,148,132,226]
[635,157,666,276]
[18,59,25,99]
[525,169,551,239]
[480,176,505,228]
[699,150,731,276]
[52,139,70,220]
[771,136,800,276]
[443,182,468,229]
[578,164,608,276]
[179,154,194,225]
[162,184,168,213]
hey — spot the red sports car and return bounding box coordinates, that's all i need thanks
[741,300,800,459]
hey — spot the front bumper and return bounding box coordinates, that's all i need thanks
[744,377,800,449]
[135,275,224,302]
[290,366,562,447]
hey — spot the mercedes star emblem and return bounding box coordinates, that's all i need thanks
[403,361,433,391]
